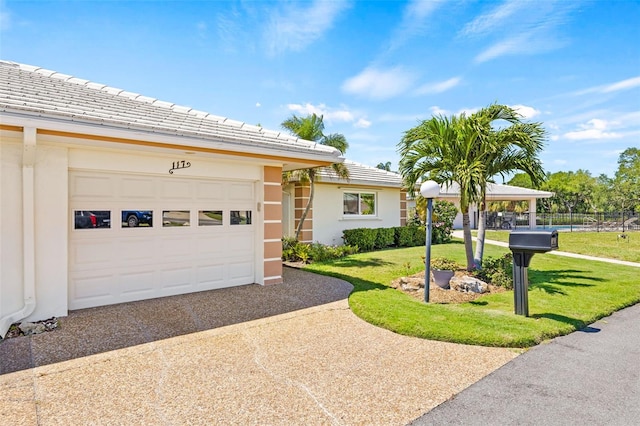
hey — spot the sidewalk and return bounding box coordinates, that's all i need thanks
[452,231,640,268]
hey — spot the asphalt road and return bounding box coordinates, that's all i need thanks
[410,303,640,426]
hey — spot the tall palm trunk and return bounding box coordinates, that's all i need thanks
[474,197,487,269]
[294,173,315,241]
[461,210,475,271]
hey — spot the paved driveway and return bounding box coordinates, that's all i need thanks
[411,303,640,425]
[0,268,517,425]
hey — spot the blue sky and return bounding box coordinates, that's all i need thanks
[1,0,639,179]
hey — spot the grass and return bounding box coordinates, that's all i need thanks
[474,230,640,263]
[303,242,640,348]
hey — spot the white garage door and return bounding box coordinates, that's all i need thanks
[69,171,256,310]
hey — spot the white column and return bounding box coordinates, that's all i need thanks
[529,198,537,229]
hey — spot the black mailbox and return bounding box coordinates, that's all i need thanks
[509,230,558,252]
[508,230,559,317]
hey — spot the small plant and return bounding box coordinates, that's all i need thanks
[282,238,359,263]
[403,261,411,276]
[430,257,461,271]
[474,253,513,289]
[293,243,311,263]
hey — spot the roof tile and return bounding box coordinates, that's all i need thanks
[0,60,342,160]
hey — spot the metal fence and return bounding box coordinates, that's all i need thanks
[502,212,640,232]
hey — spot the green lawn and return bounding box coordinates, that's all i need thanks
[475,230,640,263]
[303,242,640,348]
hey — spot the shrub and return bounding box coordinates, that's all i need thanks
[342,228,377,251]
[430,257,462,270]
[473,253,514,289]
[412,226,426,246]
[394,226,414,247]
[282,237,299,262]
[432,200,457,244]
[375,227,396,249]
[282,238,359,263]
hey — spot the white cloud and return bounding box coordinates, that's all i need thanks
[354,118,371,129]
[0,0,11,31]
[462,0,575,63]
[342,66,417,100]
[264,0,350,56]
[575,76,640,95]
[553,159,568,165]
[460,0,527,37]
[563,119,623,141]
[429,106,449,116]
[255,102,261,108]
[415,77,461,95]
[510,104,541,119]
[602,76,640,92]
[286,102,369,129]
[385,0,445,52]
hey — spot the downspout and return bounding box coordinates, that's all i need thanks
[0,127,37,338]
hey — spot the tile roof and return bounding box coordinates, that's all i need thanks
[0,61,341,161]
[436,182,553,199]
[316,160,404,188]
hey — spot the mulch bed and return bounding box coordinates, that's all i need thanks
[390,270,506,303]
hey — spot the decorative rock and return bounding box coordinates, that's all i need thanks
[450,276,489,294]
[400,277,424,291]
[18,322,46,335]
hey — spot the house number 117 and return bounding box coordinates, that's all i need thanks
[169,160,191,174]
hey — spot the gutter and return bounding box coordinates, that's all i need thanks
[0,127,37,338]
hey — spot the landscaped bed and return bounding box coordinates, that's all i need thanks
[303,242,640,348]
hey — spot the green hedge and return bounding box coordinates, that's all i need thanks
[343,225,428,252]
[375,227,396,249]
[341,228,377,251]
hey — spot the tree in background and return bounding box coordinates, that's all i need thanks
[612,147,640,212]
[281,114,349,240]
[376,161,392,171]
[542,170,597,213]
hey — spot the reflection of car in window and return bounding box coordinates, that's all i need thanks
[75,211,96,229]
[74,211,111,229]
[122,211,153,227]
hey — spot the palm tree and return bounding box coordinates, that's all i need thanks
[376,161,392,171]
[398,113,483,270]
[398,104,546,271]
[470,105,546,268]
[281,113,349,241]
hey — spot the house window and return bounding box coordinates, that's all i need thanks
[343,192,376,216]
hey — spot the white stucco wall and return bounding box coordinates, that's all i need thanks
[1,131,268,326]
[0,140,22,320]
[0,136,69,324]
[312,184,401,246]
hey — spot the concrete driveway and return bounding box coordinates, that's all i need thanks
[0,267,517,425]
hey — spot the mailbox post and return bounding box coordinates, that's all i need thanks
[508,230,559,316]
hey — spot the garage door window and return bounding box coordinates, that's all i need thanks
[163,210,190,227]
[122,211,153,228]
[199,210,223,226]
[230,210,252,225]
[74,210,111,229]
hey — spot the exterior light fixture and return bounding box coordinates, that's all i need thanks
[420,180,441,303]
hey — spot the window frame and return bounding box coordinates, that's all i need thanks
[342,191,377,217]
